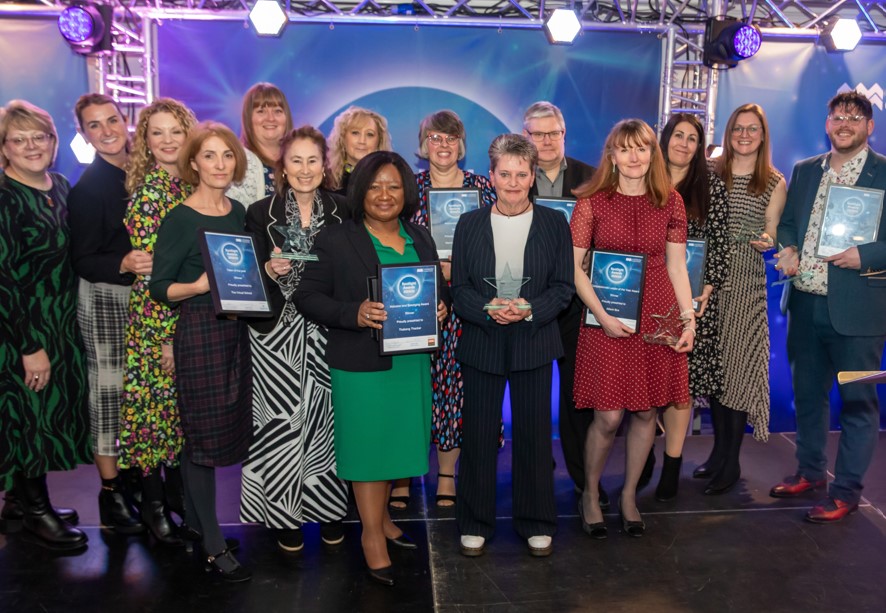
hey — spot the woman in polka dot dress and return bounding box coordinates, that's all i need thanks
[570,119,695,538]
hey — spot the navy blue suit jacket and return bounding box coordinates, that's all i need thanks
[778,149,886,336]
[451,205,574,375]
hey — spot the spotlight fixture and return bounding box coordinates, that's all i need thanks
[58,3,113,55]
[703,17,762,68]
[820,18,862,52]
[70,133,96,165]
[544,8,581,45]
[249,0,288,38]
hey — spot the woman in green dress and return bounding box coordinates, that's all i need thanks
[0,100,90,551]
[295,151,450,587]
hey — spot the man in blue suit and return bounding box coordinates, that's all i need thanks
[772,91,886,523]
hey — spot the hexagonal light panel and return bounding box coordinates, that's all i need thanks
[821,18,862,52]
[544,8,581,45]
[70,133,96,164]
[249,0,288,37]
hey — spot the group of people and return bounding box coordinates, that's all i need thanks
[1,84,883,587]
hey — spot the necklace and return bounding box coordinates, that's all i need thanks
[364,220,398,236]
[494,201,531,218]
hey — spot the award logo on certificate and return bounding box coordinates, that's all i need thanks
[815,184,884,258]
[686,238,707,310]
[533,196,577,223]
[271,220,319,261]
[585,250,646,330]
[376,263,440,355]
[427,188,480,259]
[483,263,531,311]
[198,229,272,316]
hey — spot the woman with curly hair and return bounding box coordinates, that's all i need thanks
[119,98,197,545]
[327,106,392,196]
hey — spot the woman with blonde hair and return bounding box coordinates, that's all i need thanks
[120,97,197,545]
[327,106,392,195]
[572,119,694,538]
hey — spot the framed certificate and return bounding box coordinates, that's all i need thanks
[376,263,440,355]
[427,188,480,258]
[815,184,884,258]
[686,238,708,309]
[198,229,272,316]
[584,250,647,331]
[533,196,577,223]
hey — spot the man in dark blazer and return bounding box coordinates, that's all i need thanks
[523,101,599,499]
[772,91,886,523]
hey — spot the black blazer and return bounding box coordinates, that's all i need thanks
[778,150,886,336]
[245,189,345,333]
[450,205,574,375]
[529,155,596,199]
[294,218,450,372]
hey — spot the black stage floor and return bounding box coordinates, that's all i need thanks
[2,431,885,613]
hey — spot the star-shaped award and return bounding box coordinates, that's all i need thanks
[642,304,689,346]
[732,219,767,244]
[272,222,319,261]
[771,270,814,286]
[483,263,531,310]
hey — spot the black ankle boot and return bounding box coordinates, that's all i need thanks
[704,408,747,495]
[1,487,79,529]
[636,444,656,491]
[655,454,682,502]
[99,481,146,535]
[694,400,727,479]
[15,474,87,551]
[141,500,183,545]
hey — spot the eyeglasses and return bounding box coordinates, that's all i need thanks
[527,130,564,142]
[731,125,761,135]
[829,114,866,124]
[4,132,54,149]
[427,134,459,146]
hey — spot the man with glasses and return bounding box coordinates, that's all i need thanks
[522,102,600,502]
[772,91,886,523]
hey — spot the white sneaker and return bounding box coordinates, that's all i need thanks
[527,535,553,557]
[459,534,485,557]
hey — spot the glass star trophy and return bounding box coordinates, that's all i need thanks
[270,221,319,261]
[642,304,689,346]
[482,263,531,311]
[732,219,768,245]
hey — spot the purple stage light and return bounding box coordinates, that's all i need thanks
[733,25,762,58]
[58,6,96,44]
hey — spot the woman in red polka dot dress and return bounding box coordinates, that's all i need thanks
[570,119,695,538]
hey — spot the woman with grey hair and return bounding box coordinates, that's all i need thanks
[451,133,573,558]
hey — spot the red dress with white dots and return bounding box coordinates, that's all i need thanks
[570,189,690,412]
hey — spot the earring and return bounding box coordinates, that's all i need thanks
[612,165,617,174]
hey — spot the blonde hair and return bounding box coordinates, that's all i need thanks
[125,98,197,194]
[327,106,392,191]
[574,118,670,209]
[239,82,293,167]
[712,103,775,196]
[0,100,59,169]
[178,121,247,187]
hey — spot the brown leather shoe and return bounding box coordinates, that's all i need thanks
[805,497,858,524]
[769,474,826,498]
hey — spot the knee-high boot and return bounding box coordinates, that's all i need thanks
[15,473,88,551]
[704,407,747,495]
[693,399,728,479]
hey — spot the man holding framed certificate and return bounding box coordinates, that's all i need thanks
[773,91,886,524]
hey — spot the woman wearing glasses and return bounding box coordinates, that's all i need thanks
[701,104,786,495]
[0,100,90,551]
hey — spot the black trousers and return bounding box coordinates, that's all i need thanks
[557,297,594,491]
[457,363,557,540]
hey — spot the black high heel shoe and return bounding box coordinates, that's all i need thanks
[620,513,646,538]
[577,498,607,539]
[386,531,417,550]
[367,565,395,587]
[205,548,252,583]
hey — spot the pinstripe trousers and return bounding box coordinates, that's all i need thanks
[456,363,557,540]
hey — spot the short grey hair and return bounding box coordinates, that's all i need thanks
[488,133,538,173]
[522,101,565,131]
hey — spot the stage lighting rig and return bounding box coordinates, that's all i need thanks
[58,3,113,55]
[544,8,581,45]
[249,0,288,38]
[820,18,863,52]
[703,17,762,68]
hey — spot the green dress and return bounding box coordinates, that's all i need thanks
[0,173,90,488]
[331,226,432,481]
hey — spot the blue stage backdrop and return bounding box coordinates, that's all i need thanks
[0,16,88,180]
[718,40,886,430]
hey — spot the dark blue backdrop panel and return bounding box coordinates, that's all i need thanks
[718,41,886,430]
[156,22,663,175]
[0,16,89,181]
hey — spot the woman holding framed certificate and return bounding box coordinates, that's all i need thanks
[704,104,786,495]
[294,151,449,587]
[651,114,731,501]
[571,119,695,539]
[150,121,253,582]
